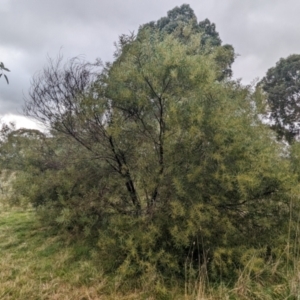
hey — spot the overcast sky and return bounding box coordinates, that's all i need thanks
[1,0,299,128]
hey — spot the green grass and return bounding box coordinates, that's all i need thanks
[0,208,109,299]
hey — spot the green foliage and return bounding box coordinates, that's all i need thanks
[139,4,235,80]
[6,134,109,237]
[260,54,300,143]
[4,5,296,288]
[0,126,45,171]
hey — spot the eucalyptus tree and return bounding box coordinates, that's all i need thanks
[260,54,300,143]
[136,4,235,80]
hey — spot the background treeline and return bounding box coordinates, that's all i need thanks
[1,4,300,295]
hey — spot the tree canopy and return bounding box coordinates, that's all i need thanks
[18,27,294,282]
[260,54,300,143]
[131,4,235,80]
[1,5,298,290]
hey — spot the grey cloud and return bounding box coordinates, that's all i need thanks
[1,0,300,118]
[207,0,300,80]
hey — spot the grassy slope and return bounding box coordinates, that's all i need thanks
[0,208,299,299]
[0,208,112,300]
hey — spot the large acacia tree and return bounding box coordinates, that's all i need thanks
[20,9,294,281]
